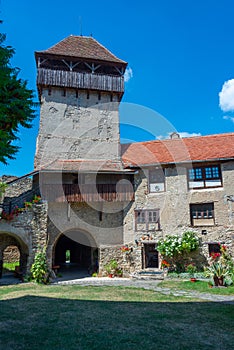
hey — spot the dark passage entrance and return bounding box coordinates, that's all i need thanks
[55,234,91,268]
[143,243,159,268]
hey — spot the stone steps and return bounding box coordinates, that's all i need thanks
[131,269,164,280]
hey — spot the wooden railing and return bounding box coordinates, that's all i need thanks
[37,68,124,92]
[41,184,134,203]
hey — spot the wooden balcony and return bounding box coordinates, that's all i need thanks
[41,183,134,203]
[37,68,124,93]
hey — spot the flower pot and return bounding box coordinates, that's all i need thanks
[108,274,114,278]
[213,276,224,287]
[190,278,197,282]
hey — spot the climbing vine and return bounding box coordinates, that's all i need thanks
[30,248,48,284]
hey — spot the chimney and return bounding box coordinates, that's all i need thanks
[170,132,181,139]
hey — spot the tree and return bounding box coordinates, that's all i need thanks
[0,28,36,164]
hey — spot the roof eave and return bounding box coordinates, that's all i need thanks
[123,156,234,168]
[35,51,128,67]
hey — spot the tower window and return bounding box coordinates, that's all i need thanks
[87,91,90,99]
[48,88,52,96]
[76,90,79,98]
[62,89,66,97]
[98,92,101,101]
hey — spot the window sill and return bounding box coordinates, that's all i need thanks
[189,187,223,192]
[147,191,165,195]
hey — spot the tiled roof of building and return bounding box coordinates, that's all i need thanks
[121,133,234,167]
[37,159,133,173]
[36,35,127,64]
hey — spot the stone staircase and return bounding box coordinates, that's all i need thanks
[130,269,164,280]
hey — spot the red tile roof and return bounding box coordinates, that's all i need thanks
[36,35,127,65]
[121,133,234,167]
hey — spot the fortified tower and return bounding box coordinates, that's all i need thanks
[34,35,127,168]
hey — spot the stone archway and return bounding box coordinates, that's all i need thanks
[0,233,29,278]
[52,229,98,277]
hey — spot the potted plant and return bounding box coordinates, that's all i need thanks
[205,262,230,287]
[104,259,118,278]
[116,268,123,277]
[186,263,197,282]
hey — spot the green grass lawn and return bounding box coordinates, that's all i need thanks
[159,279,234,295]
[3,261,19,272]
[0,283,233,350]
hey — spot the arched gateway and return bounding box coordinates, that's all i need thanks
[0,232,29,278]
[53,229,98,276]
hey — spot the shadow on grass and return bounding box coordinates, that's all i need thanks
[0,294,233,350]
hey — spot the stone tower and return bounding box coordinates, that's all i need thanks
[34,35,127,169]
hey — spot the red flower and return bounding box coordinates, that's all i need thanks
[161,260,170,268]
[210,252,220,260]
[121,246,131,252]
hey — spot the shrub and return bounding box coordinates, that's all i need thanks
[185,263,197,276]
[157,231,199,272]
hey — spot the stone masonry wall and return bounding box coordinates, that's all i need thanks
[0,176,39,213]
[123,161,234,268]
[35,88,121,168]
[0,202,48,275]
[3,245,20,263]
[99,244,142,276]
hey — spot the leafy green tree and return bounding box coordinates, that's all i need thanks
[0,28,36,164]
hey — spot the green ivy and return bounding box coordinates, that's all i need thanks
[30,248,48,284]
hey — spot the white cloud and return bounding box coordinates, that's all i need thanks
[124,67,133,82]
[223,115,234,123]
[219,79,234,112]
[157,132,201,140]
[178,132,202,138]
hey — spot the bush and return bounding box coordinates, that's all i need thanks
[157,231,199,272]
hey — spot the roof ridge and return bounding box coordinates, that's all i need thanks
[121,132,234,147]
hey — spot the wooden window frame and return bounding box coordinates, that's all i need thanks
[190,203,215,226]
[187,164,222,189]
[135,209,160,231]
[148,168,165,193]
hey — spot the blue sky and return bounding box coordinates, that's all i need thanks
[1,0,234,176]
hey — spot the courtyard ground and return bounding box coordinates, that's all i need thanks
[0,281,233,350]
